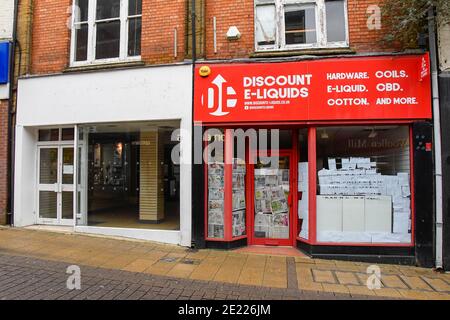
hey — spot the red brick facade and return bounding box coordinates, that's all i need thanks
[0,100,8,225]
[31,0,188,74]
[31,0,71,74]
[30,0,397,75]
[204,0,394,60]
[141,0,187,65]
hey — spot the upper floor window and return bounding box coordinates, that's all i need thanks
[255,0,348,51]
[71,0,142,65]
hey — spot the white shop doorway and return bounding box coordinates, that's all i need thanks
[36,128,76,226]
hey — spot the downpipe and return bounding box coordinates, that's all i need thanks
[428,8,444,271]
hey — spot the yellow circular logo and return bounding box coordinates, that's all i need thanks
[199,66,211,77]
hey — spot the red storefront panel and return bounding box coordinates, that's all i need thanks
[194,54,432,123]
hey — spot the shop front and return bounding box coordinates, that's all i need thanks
[193,54,434,264]
[14,64,193,246]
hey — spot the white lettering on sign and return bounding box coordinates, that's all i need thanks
[375,70,408,79]
[327,72,369,80]
[243,74,312,87]
[242,74,312,107]
[328,98,369,106]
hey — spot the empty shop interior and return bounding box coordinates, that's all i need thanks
[78,122,181,230]
[34,121,181,231]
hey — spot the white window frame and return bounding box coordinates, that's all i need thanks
[70,0,142,67]
[254,0,349,52]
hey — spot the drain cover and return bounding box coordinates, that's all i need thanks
[159,257,179,263]
[180,259,201,265]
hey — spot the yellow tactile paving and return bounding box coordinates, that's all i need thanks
[0,227,449,300]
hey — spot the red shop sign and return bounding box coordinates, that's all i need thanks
[194,54,432,123]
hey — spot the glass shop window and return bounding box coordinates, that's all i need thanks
[316,126,412,244]
[75,122,181,231]
[206,129,225,239]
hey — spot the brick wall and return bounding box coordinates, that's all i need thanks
[141,0,187,64]
[204,0,396,60]
[347,0,394,53]
[204,0,254,60]
[0,100,8,225]
[31,0,188,74]
[30,0,399,74]
[31,0,71,74]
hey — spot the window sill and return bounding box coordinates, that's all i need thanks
[250,47,356,58]
[64,60,145,74]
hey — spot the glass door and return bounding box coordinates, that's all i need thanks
[60,146,75,225]
[251,151,293,246]
[37,146,75,225]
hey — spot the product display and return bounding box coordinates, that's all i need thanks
[317,157,411,243]
[254,168,290,239]
[232,158,246,237]
[208,162,225,238]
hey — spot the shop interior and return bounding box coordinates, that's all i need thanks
[206,125,413,247]
[311,125,412,244]
[78,121,180,230]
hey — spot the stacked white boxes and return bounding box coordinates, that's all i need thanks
[316,157,411,243]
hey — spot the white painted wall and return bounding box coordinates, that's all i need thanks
[0,0,14,40]
[438,23,450,72]
[15,64,193,247]
[14,126,37,227]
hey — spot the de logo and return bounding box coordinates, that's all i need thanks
[201,74,237,117]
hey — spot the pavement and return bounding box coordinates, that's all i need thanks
[0,227,449,300]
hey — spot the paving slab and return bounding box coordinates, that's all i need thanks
[0,227,449,300]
